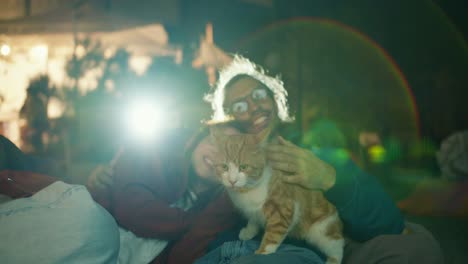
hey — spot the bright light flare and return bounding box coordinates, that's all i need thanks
[0,44,11,56]
[126,100,166,141]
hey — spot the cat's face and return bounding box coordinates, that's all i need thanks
[191,126,241,181]
[211,129,269,191]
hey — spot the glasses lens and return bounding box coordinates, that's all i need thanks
[231,101,248,114]
[252,88,267,100]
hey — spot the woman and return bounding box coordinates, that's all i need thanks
[0,127,247,264]
[98,127,242,263]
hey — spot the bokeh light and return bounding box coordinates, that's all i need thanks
[0,44,11,56]
[47,97,66,119]
[75,45,86,59]
[368,145,387,164]
[29,45,48,60]
[126,100,166,141]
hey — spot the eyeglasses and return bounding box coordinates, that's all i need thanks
[226,88,269,115]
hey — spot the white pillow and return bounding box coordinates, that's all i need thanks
[117,227,168,264]
[0,181,120,264]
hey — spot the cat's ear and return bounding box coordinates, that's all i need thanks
[209,126,221,141]
[209,125,227,143]
[209,123,240,141]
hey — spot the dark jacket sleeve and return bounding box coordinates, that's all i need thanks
[316,148,405,242]
[0,170,58,198]
[112,182,195,240]
[109,141,198,241]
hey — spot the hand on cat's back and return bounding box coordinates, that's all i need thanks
[266,136,336,191]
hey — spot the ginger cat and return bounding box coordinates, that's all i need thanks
[210,127,344,264]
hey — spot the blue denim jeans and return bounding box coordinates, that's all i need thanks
[195,240,324,264]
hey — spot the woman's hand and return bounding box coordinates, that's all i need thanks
[87,164,114,191]
[266,136,336,191]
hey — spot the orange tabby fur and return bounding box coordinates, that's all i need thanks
[211,128,344,264]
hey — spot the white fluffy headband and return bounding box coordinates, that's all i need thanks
[204,55,294,123]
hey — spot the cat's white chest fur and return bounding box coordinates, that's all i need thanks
[227,166,272,224]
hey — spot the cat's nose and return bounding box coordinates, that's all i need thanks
[228,179,238,186]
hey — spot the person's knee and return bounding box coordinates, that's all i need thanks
[369,226,443,264]
[232,244,324,264]
[401,223,444,264]
[345,223,444,264]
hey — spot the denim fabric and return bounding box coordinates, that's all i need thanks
[0,181,120,264]
[195,240,324,264]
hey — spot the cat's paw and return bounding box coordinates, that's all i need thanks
[255,244,278,255]
[239,227,257,241]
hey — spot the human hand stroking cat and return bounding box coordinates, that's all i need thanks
[266,136,336,191]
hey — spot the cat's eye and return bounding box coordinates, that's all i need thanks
[252,88,267,100]
[221,164,229,171]
[231,101,248,114]
[239,164,248,171]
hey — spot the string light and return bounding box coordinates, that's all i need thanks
[0,44,11,56]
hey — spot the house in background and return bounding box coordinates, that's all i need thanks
[0,0,183,145]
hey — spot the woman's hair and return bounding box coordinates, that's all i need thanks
[183,129,206,169]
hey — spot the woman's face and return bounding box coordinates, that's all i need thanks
[191,126,240,180]
[191,135,218,181]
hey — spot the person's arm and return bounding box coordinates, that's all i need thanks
[0,136,63,198]
[112,182,196,240]
[317,148,405,242]
[109,145,199,241]
[0,170,58,198]
[85,164,115,211]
